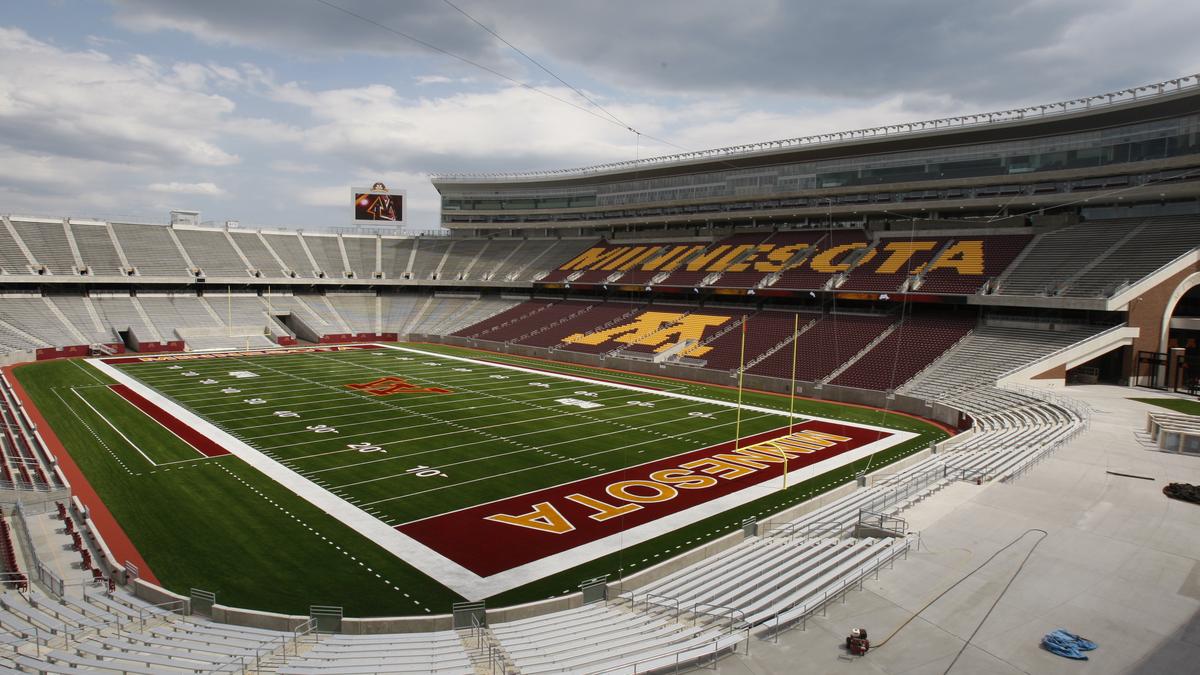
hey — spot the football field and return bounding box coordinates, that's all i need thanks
[83,343,918,599]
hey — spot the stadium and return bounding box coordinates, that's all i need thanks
[1,5,1199,674]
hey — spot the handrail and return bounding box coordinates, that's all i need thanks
[433,75,1200,181]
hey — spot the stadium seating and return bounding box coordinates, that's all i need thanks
[829,313,976,390]
[110,222,191,277]
[492,603,737,674]
[341,234,378,279]
[746,313,896,382]
[12,220,78,276]
[918,233,1033,294]
[900,323,1110,401]
[176,228,251,277]
[70,222,126,276]
[0,219,32,275]
[768,230,869,291]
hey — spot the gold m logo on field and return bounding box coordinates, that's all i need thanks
[563,311,730,357]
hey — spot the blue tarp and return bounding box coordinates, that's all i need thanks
[1042,629,1097,660]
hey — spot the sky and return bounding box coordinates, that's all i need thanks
[1,0,1198,232]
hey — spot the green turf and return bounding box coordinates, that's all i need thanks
[1130,397,1200,415]
[16,343,948,615]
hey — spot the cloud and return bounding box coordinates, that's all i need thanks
[148,181,226,195]
[108,0,1200,106]
[415,75,453,85]
[0,27,241,167]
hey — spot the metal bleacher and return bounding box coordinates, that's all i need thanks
[341,235,378,279]
[110,223,190,277]
[303,234,347,279]
[175,229,251,278]
[68,223,125,277]
[11,221,77,276]
[262,233,315,278]
[229,231,287,278]
[900,323,1110,401]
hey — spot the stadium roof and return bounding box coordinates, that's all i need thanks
[432,74,1200,188]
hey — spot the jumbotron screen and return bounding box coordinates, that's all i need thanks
[353,183,405,224]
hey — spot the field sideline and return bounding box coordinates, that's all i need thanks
[14,343,950,614]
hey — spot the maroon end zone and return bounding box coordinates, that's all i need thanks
[108,384,230,458]
[398,419,891,577]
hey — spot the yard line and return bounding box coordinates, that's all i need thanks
[174,370,584,412]
[326,405,749,489]
[242,384,657,442]
[288,396,704,463]
[358,411,777,508]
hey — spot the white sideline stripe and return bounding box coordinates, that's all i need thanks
[85,343,917,600]
[69,387,210,467]
[69,388,160,467]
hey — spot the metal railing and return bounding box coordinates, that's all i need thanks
[759,538,912,642]
[433,75,1200,182]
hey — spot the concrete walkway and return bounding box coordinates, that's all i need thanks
[721,384,1200,674]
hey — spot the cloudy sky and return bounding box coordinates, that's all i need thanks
[2,1,1198,231]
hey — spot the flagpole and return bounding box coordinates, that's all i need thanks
[785,312,799,489]
[734,316,747,451]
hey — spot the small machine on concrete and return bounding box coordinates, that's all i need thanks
[846,627,870,656]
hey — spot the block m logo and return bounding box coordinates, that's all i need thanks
[347,376,451,396]
[563,311,730,357]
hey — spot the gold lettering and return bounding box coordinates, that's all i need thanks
[484,501,574,534]
[565,493,642,521]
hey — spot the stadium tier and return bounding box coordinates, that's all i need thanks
[2,74,1200,675]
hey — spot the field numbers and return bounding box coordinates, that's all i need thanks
[453,367,472,372]
[688,411,715,419]
[182,371,199,377]
[489,375,508,380]
[574,391,598,397]
[201,378,218,385]
[306,424,339,434]
[273,410,300,418]
[628,400,656,408]
[221,387,242,394]
[530,382,550,388]
[405,465,447,478]
[167,365,182,370]
[348,441,386,454]
[243,398,267,405]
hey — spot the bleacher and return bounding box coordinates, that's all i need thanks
[0,372,64,491]
[918,233,1032,294]
[746,313,896,382]
[278,631,472,674]
[901,323,1109,401]
[303,234,347,279]
[0,221,31,275]
[110,222,190,277]
[69,222,125,276]
[229,231,287,277]
[263,233,316,278]
[341,234,378,279]
[174,229,249,278]
[11,220,77,276]
[492,603,738,675]
[829,313,976,390]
